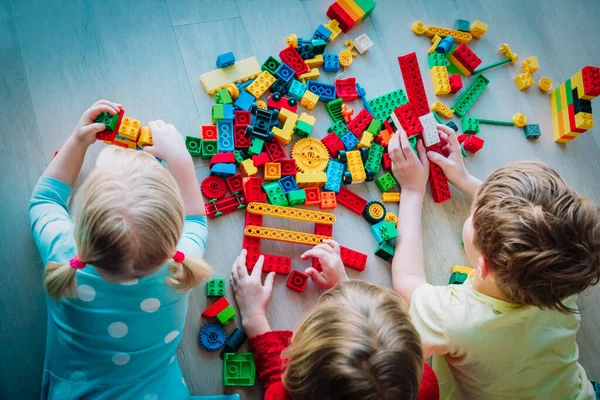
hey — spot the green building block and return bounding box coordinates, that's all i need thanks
[212,104,225,123]
[375,242,395,262]
[201,140,218,159]
[366,119,381,135]
[449,271,468,285]
[262,181,289,206]
[261,56,281,75]
[408,135,418,156]
[370,220,398,244]
[451,74,489,117]
[294,120,313,138]
[223,353,256,387]
[94,111,120,131]
[428,52,449,68]
[287,189,306,206]
[368,89,408,123]
[462,117,480,134]
[353,0,376,16]
[233,150,247,164]
[216,88,233,104]
[185,136,201,157]
[364,143,384,175]
[248,138,264,156]
[328,120,350,138]
[326,98,344,122]
[206,278,226,297]
[216,305,236,325]
[523,124,541,139]
[375,172,398,193]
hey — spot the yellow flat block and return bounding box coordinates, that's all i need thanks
[575,112,594,131]
[296,172,327,188]
[246,202,336,224]
[430,66,451,95]
[299,90,319,110]
[381,192,400,202]
[299,68,320,84]
[200,57,261,95]
[246,70,276,99]
[426,25,472,43]
[448,54,471,76]
[431,101,454,118]
[244,225,333,246]
[452,265,474,275]
[305,54,324,68]
[428,35,441,54]
[137,126,152,147]
[357,131,373,148]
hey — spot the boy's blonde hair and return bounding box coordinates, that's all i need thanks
[472,161,600,312]
[44,147,212,300]
[282,280,423,400]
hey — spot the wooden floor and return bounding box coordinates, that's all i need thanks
[1,0,599,398]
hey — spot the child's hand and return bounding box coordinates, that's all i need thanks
[426,124,470,187]
[388,128,429,195]
[73,100,121,146]
[231,250,275,337]
[143,120,189,163]
[301,240,349,290]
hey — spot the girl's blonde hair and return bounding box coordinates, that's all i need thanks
[44,147,212,300]
[282,280,424,400]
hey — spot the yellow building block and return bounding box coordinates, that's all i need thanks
[381,192,400,203]
[118,116,141,141]
[452,265,474,275]
[272,108,298,145]
[346,150,366,183]
[246,70,276,99]
[538,77,553,92]
[240,159,258,177]
[447,53,471,76]
[299,90,319,110]
[522,56,540,75]
[200,57,261,95]
[298,112,316,126]
[426,26,472,43]
[498,44,519,64]
[469,20,488,39]
[559,82,569,109]
[411,21,426,35]
[246,202,335,224]
[430,66,451,95]
[428,35,441,54]
[357,131,373,148]
[264,162,281,180]
[575,112,594,131]
[298,68,320,83]
[305,54,324,68]
[292,138,330,173]
[137,126,152,147]
[514,72,534,90]
[325,20,341,41]
[295,172,327,188]
[431,101,454,118]
[244,225,332,246]
[337,0,364,22]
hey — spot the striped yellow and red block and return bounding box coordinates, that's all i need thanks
[326,0,376,33]
[104,115,152,149]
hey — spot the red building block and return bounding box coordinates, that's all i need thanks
[347,109,374,136]
[449,74,463,94]
[336,186,367,215]
[251,152,270,167]
[326,1,355,33]
[463,135,485,153]
[202,297,230,318]
[427,144,451,203]
[263,254,291,275]
[382,153,392,170]
[398,52,430,117]
[210,152,235,167]
[97,108,124,141]
[391,103,423,137]
[244,211,263,227]
[264,140,288,161]
[286,270,309,292]
[234,124,251,149]
[335,77,358,101]
[451,44,482,73]
[267,94,298,113]
[279,46,309,77]
[280,159,297,176]
[304,187,321,206]
[243,177,267,203]
[314,223,333,237]
[205,193,246,219]
[225,174,244,195]
[581,66,600,98]
[243,236,261,269]
[201,125,218,141]
[340,246,368,272]
[234,110,251,126]
[457,134,466,144]
[321,132,345,158]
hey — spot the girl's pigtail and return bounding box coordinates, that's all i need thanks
[168,251,213,291]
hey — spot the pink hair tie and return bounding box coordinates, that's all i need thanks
[173,251,185,263]
[69,256,86,270]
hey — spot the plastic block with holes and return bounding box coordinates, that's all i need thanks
[286,270,309,292]
[335,77,358,101]
[287,189,306,206]
[217,120,235,152]
[201,125,218,141]
[336,186,367,214]
[264,140,288,161]
[340,246,367,271]
[280,159,297,176]
[278,175,298,194]
[279,46,309,77]
[304,187,321,205]
[264,162,281,181]
[320,192,337,210]
[347,109,374,136]
[225,174,244,195]
[398,52,429,117]
[321,132,345,158]
[262,255,292,275]
[307,81,336,102]
[323,160,345,193]
[251,152,269,167]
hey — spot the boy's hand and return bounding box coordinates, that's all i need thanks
[231,250,275,323]
[426,124,470,187]
[301,240,349,290]
[388,128,429,195]
[143,120,190,163]
[73,100,121,147]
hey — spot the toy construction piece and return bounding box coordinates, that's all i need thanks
[201,175,227,200]
[363,201,386,224]
[244,226,333,246]
[198,323,227,352]
[246,202,336,224]
[339,40,357,67]
[291,138,330,173]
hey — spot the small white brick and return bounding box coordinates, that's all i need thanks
[419,113,440,147]
[354,33,374,54]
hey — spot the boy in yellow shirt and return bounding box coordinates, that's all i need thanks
[388,125,600,399]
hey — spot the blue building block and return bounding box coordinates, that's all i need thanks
[435,36,454,54]
[223,104,234,120]
[307,81,336,102]
[217,120,234,152]
[270,78,292,95]
[288,80,307,101]
[210,163,236,178]
[340,132,359,150]
[234,91,256,111]
[216,52,236,68]
[236,78,255,91]
[456,19,470,32]
[356,83,373,115]
[275,63,295,83]
[278,175,298,194]
[323,54,340,73]
[311,39,327,55]
[297,43,314,60]
[313,24,332,41]
[323,159,345,193]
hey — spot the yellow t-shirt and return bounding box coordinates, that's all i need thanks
[409,275,595,400]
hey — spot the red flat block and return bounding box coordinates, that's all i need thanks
[243,177,267,203]
[326,1,355,33]
[336,186,367,214]
[427,144,451,203]
[449,74,463,94]
[304,187,321,205]
[263,254,291,275]
[279,46,309,77]
[286,270,309,292]
[314,223,333,237]
[251,152,270,167]
[280,159,297,176]
[321,132,345,158]
[347,109,374,136]
[335,77,358,101]
[244,211,263,227]
[202,297,230,318]
[264,140,288,161]
[451,44,482,73]
[201,125,218,140]
[242,235,261,269]
[210,152,235,167]
[340,246,367,272]
[581,66,600,98]
[398,53,429,117]
[97,108,124,141]
[234,110,251,126]
[234,124,251,149]
[225,173,244,195]
[382,153,392,170]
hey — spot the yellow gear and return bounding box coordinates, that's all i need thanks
[291,138,330,173]
[255,100,267,110]
[385,212,398,226]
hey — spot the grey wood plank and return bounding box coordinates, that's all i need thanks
[167,0,240,26]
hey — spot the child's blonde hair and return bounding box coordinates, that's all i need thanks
[282,280,423,400]
[44,147,212,300]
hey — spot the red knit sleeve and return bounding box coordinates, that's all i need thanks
[248,330,293,391]
[417,363,440,400]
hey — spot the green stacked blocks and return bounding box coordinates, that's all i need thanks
[263,181,289,207]
[223,353,256,386]
[216,88,233,104]
[428,53,449,68]
[201,140,218,159]
[94,111,120,131]
[462,117,480,135]
[375,242,395,262]
[452,74,490,117]
[370,220,398,244]
[261,56,281,75]
[206,278,226,297]
[364,143,384,175]
[366,119,381,135]
[185,136,201,157]
[288,189,306,206]
[375,172,398,193]
[368,89,408,123]
[328,120,350,138]
[212,104,225,123]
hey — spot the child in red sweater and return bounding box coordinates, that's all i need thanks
[230,240,439,400]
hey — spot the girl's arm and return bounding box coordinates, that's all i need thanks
[44,100,120,186]
[142,121,205,216]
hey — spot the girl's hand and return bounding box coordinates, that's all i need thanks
[301,240,349,290]
[142,120,190,163]
[388,128,429,196]
[231,250,274,337]
[73,100,121,147]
